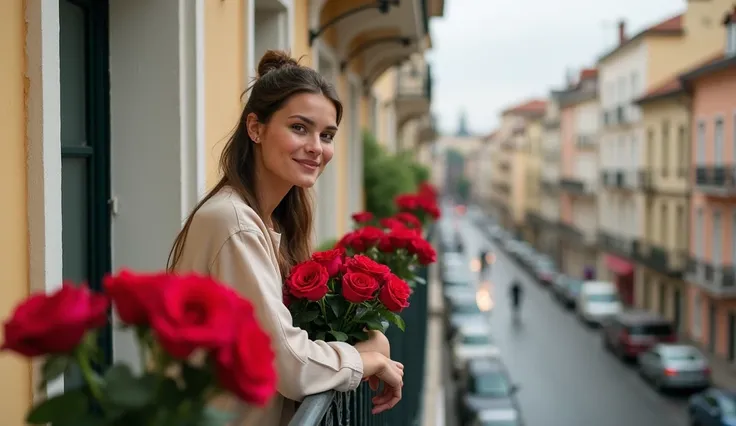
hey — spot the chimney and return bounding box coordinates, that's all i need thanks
[618,20,627,45]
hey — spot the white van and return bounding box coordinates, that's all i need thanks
[577,281,622,325]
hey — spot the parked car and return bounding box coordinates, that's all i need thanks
[601,310,676,360]
[688,388,736,425]
[469,406,525,426]
[551,275,583,309]
[530,257,557,286]
[576,281,622,326]
[446,292,489,339]
[638,344,711,391]
[457,357,521,425]
[451,324,501,378]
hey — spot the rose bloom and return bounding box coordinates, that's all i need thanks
[1,284,109,357]
[351,226,384,251]
[285,260,330,301]
[341,272,380,304]
[149,274,239,359]
[351,211,374,224]
[393,212,422,230]
[407,237,437,265]
[311,248,344,277]
[215,296,277,406]
[345,254,391,283]
[387,227,419,250]
[379,217,405,230]
[379,274,411,312]
[104,270,172,325]
[395,194,419,211]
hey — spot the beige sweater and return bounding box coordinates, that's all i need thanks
[174,187,363,426]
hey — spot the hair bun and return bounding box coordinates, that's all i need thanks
[257,50,299,78]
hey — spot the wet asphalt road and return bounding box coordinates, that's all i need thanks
[441,206,691,426]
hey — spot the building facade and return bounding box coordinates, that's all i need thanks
[538,93,563,261]
[0,0,442,421]
[681,8,736,365]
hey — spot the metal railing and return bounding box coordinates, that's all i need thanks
[290,227,434,426]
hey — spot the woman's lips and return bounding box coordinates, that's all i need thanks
[294,159,320,171]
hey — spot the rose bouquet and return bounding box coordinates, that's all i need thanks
[336,212,436,287]
[1,271,276,426]
[284,252,411,344]
[394,182,441,227]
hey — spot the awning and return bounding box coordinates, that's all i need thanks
[605,254,634,276]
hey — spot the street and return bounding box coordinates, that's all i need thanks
[442,208,692,426]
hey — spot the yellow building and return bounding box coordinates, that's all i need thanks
[0,0,442,421]
[633,79,691,331]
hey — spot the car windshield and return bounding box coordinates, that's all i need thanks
[662,347,702,361]
[472,372,511,397]
[462,334,491,345]
[586,293,618,303]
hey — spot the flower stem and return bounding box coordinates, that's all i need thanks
[76,350,104,403]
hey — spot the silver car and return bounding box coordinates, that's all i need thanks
[638,344,711,391]
[451,324,501,377]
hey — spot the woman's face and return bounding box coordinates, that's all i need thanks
[250,92,337,189]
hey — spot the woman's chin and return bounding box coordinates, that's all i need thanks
[293,176,318,189]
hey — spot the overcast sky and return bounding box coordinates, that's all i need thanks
[427,0,685,135]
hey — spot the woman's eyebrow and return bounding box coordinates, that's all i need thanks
[288,114,338,131]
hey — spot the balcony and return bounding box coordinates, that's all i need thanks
[558,220,596,247]
[598,230,639,259]
[687,259,736,297]
[576,134,597,150]
[291,254,432,425]
[395,63,431,129]
[601,169,625,188]
[694,166,736,197]
[544,117,560,129]
[417,114,437,145]
[637,169,655,192]
[541,179,560,193]
[526,211,549,229]
[560,177,595,196]
[635,243,687,277]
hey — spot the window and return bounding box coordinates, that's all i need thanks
[697,121,706,165]
[662,120,670,176]
[678,125,688,177]
[715,118,724,166]
[713,210,722,265]
[696,208,704,258]
[677,205,685,250]
[661,204,668,247]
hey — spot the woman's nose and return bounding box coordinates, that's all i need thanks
[304,134,323,155]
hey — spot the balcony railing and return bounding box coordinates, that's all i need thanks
[291,229,434,426]
[576,134,597,150]
[686,258,736,297]
[560,176,595,196]
[694,166,736,196]
[638,169,655,192]
[635,243,687,277]
[541,179,560,193]
[597,230,638,259]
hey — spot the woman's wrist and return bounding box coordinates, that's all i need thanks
[359,351,387,378]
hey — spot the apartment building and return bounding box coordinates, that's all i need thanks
[472,132,497,211]
[681,8,736,364]
[556,70,600,279]
[491,128,514,229]
[0,0,443,420]
[538,92,563,262]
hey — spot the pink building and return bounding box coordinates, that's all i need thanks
[681,9,736,363]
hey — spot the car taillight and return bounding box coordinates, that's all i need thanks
[664,368,677,376]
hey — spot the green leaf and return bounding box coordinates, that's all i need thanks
[326,296,346,318]
[40,355,72,386]
[103,364,156,409]
[182,363,212,397]
[349,330,369,342]
[293,309,320,325]
[328,330,349,342]
[315,331,326,341]
[196,406,237,426]
[26,388,88,424]
[365,320,385,331]
[413,275,427,286]
[383,311,406,332]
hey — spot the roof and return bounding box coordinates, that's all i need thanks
[501,99,547,116]
[634,76,684,104]
[680,53,735,88]
[598,14,684,64]
[579,68,598,80]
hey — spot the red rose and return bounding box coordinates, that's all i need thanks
[352,226,384,251]
[377,233,393,252]
[418,197,440,219]
[335,232,355,250]
[407,237,437,265]
[395,194,419,211]
[149,274,238,359]
[104,270,169,325]
[215,297,277,406]
[379,218,405,230]
[311,248,344,277]
[341,272,380,303]
[394,212,422,230]
[345,255,392,283]
[286,261,330,301]
[351,211,374,224]
[379,274,411,312]
[419,182,438,200]
[1,284,109,357]
[388,227,420,250]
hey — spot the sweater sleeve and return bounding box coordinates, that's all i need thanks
[209,229,363,401]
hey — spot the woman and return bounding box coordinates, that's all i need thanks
[167,50,404,425]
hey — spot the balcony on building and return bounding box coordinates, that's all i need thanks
[636,241,687,278]
[576,133,597,150]
[637,167,656,192]
[597,229,639,260]
[694,165,736,197]
[560,175,595,196]
[558,219,596,247]
[687,258,736,297]
[395,59,432,134]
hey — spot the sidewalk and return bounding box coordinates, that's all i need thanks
[421,262,447,426]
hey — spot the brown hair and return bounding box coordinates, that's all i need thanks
[167,50,343,278]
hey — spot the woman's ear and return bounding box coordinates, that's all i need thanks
[246,113,262,143]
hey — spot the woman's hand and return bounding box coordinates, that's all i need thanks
[354,330,390,358]
[359,352,404,414]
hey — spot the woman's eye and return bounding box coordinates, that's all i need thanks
[291,124,307,133]
[321,133,335,143]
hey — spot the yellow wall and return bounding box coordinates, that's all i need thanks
[372,68,397,149]
[523,119,543,214]
[203,0,246,189]
[335,74,349,234]
[0,0,31,421]
[292,0,313,66]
